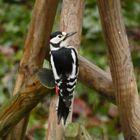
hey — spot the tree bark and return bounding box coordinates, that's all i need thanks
[97,0,140,139]
[79,56,114,101]
[0,76,50,137]
[5,0,59,139]
[60,0,84,50]
[46,96,64,140]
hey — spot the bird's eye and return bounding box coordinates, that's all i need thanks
[58,35,62,38]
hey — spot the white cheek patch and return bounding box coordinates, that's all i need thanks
[50,36,61,44]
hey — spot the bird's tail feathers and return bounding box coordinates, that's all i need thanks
[57,97,71,125]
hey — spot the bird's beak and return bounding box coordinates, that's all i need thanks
[66,32,77,38]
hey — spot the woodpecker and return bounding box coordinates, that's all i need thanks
[49,31,79,124]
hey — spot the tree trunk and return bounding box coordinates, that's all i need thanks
[46,96,64,140]
[97,0,140,139]
[60,0,84,50]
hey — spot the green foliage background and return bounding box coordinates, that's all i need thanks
[0,0,140,139]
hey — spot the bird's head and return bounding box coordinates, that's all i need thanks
[50,31,76,50]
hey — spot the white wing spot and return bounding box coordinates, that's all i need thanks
[70,50,77,79]
[50,54,60,80]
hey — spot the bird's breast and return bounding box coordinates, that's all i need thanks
[51,48,73,75]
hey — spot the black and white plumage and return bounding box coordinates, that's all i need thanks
[49,31,78,124]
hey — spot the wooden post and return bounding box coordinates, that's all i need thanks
[47,96,64,140]
[60,0,84,50]
[97,0,140,139]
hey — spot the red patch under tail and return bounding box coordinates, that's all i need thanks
[55,85,59,96]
